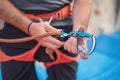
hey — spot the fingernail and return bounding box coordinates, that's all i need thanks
[78,26,86,32]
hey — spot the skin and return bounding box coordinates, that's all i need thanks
[0,0,92,59]
[64,0,92,59]
[0,0,63,50]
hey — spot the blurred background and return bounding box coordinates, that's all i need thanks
[0,0,120,80]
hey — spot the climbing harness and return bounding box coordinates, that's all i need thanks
[0,17,96,55]
[0,17,96,62]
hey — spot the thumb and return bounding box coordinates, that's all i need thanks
[80,52,88,59]
[78,25,86,32]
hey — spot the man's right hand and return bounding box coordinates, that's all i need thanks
[29,22,64,50]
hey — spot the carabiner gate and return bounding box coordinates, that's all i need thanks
[77,34,96,55]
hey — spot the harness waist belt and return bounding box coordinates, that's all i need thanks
[25,5,70,20]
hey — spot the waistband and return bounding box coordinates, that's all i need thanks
[24,5,70,20]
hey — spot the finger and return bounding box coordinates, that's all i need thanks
[80,43,87,51]
[78,38,88,51]
[78,39,88,59]
[63,41,67,50]
[41,41,59,50]
[43,36,64,47]
[78,25,86,31]
[63,37,74,53]
[64,43,72,53]
[78,37,86,45]
[63,39,72,53]
[71,37,78,54]
[80,52,88,59]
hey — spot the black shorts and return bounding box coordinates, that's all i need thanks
[0,16,78,80]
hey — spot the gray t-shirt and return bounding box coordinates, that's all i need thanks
[10,0,73,27]
[10,0,72,11]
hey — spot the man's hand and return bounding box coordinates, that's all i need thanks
[29,22,64,50]
[63,26,88,59]
[70,0,92,59]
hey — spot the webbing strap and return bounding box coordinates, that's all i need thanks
[0,43,40,62]
[25,5,70,20]
[0,44,78,65]
[45,50,78,68]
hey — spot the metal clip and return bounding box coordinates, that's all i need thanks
[61,30,96,55]
[39,16,53,24]
[77,34,96,55]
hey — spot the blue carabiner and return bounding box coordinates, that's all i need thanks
[61,30,96,55]
[77,34,96,55]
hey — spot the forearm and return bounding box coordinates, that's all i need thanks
[0,0,30,33]
[72,0,92,31]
